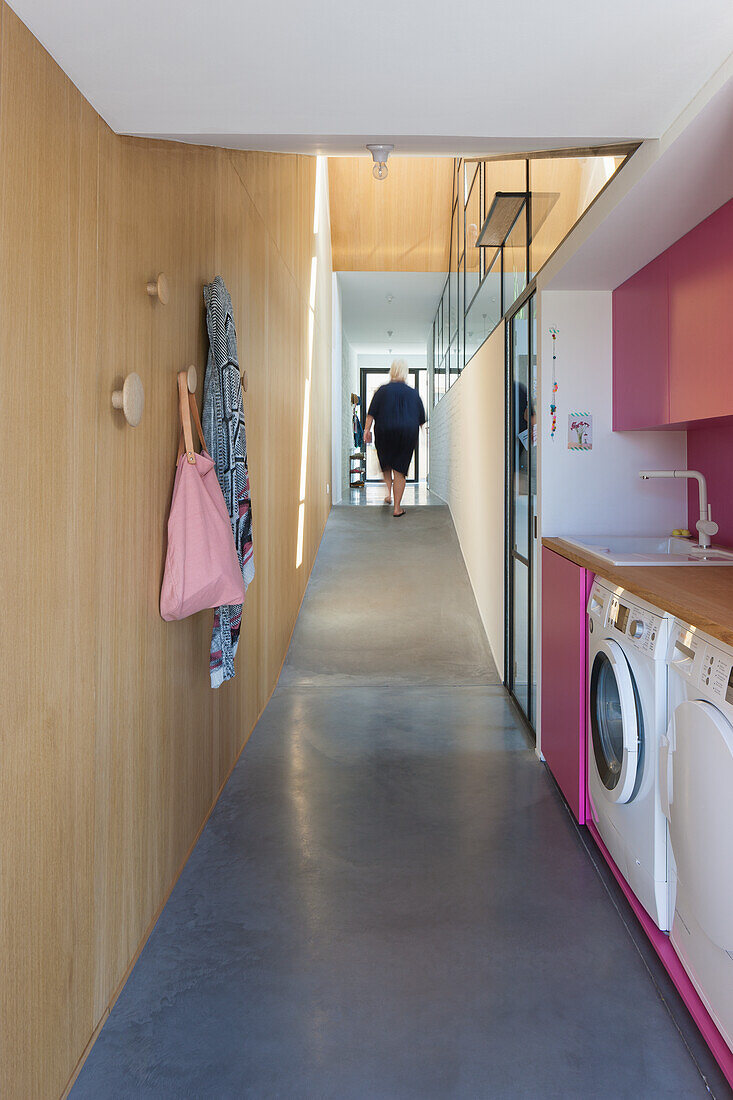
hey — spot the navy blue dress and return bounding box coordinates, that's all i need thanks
[368,381,426,476]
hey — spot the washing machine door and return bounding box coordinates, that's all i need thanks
[664,700,733,949]
[589,639,641,804]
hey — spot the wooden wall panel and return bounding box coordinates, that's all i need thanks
[93,126,221,1021]
[0,9,98,1095]
[329,156,454,271]
[0,7,332,1097]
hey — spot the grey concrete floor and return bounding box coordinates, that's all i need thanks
[72,503,727,1098]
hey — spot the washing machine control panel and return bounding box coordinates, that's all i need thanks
[588,582,667,655]
[668,622,733,707]
[607,594,665,655]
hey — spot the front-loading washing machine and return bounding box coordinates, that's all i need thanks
[587,578,672,930]
[664,620,733,1053]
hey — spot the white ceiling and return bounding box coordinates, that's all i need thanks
[8,0,733,151]
[543,67,733,290]
[338,273,444,354]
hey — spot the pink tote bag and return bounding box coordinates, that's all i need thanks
[160,373,245,621]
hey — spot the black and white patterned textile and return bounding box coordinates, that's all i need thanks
[202,276,254,688]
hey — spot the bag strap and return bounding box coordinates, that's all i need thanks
[176,371,208,464]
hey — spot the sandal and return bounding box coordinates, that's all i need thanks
[393,510,406,518]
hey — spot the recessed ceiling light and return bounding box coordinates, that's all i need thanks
[386,294,394,303]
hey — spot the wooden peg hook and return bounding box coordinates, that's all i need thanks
[112,372,144,427]
[146,272,170,304]
[241,369,248,393]
[186,364,197,393]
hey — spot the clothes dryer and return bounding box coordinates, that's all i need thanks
[587,579,672,930]
[664,621,733,1053]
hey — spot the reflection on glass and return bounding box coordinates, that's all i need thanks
[465,167,481,305]
[457,253,465,372]
[483,158,526,223]
[432,152,630,406]
[512,306,529,561]
[447,337,459,386]
[513,557,529,716]
[464,255,501,366]
[434,356,446,405]
[529,155,624,277]
[529,295,538,725]
[449,270,458,351]
[503,207,527,314]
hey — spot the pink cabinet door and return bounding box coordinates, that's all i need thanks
[541,548,590,823]
[669,198,733,424]
[612,252,669,429]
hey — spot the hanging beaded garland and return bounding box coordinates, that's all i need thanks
[549,328,559,437]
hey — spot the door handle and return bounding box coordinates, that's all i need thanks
[659,735,672,819]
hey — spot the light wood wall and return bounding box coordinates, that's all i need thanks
[329,156,454,271]
[0,7,332,1098]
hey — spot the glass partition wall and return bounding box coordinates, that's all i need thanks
[506,294,538,726]
[429,148,633,406]
[428,145,635,735]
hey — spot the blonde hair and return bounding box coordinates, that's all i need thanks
[389,359,408,382]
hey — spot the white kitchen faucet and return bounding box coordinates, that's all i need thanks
[639,469,719,550]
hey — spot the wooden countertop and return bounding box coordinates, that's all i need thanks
[543,537,733,648]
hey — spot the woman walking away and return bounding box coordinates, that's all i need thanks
[364,360,426,517]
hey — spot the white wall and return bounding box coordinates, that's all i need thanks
[429,323,506,672]
[331,273,343,504]
[357,352,427,370]
[535,288,687,757]
[538,290,687,537]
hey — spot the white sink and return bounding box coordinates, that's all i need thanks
[559,534,733,566]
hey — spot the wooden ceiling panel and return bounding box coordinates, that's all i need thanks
[329,156,454,271]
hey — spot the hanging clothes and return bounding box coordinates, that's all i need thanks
[202,276,255,689]
[352,402,364,449]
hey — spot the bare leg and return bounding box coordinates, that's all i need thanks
[393,472,406,516]
[382,467,393,503]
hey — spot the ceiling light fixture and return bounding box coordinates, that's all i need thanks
[366,144,394,181]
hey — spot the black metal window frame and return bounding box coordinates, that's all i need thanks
[430,148,637,408]
[504,291,537,734]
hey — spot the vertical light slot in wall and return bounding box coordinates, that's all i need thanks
[297,164,324,568]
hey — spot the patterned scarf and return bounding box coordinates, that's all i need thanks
[202,277,255,688]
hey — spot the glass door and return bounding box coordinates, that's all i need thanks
[589,641,642,803]
[360,368,425,483]
[506,293,537,731]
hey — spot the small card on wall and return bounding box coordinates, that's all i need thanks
[568,412,592,450]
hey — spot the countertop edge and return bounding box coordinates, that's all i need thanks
[542,537,733,649]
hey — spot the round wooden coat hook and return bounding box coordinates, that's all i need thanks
[112,372,144,427]
[146,272,170,304]
[186,364,198,393]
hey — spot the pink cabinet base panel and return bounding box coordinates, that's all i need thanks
[587,821,733,1087]
[541,548,593,823]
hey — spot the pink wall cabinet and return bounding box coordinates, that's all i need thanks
[613,198,733,430]
[540,547,591,823]
[668,198,733,425]
[613,252,669,430]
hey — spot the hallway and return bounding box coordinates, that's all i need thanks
[73,504,715,1097]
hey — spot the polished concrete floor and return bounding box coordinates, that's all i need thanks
[73,502,727,1098]
[346,481,443,507]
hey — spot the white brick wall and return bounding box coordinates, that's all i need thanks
[428,324,506,671]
